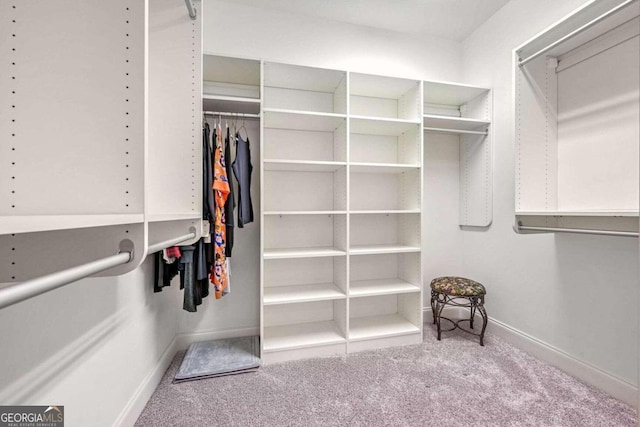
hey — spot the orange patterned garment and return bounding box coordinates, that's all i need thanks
[211,125,230,298]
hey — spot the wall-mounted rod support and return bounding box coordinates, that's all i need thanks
[423,127,488,136]
[518,0,636,66]
[184,0,196,20]
[148,231,197,254]
[0,251,133,310]
[204,111,260,119]
[518,224,639,238]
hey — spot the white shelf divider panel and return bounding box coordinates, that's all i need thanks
[350,163,420,174]
[264,160,346,172]
[350,279,420,298]
[264,109,346,132]
[350,245,421,255]
[264,283,346,305]
[264,247,347,259]
[148,0,203,248]
[0,215,144,236]
[423,115,490,132]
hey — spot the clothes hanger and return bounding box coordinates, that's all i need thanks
[238,116,249,141]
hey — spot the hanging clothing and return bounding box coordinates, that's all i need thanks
[211,125,230,299]
[224,126,235,257]
[232,131,254,228]
[180,245,197,312]
[202,123,215,223]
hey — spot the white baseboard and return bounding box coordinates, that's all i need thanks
[113,326,259,427]
[424,307,638,408]
[113,335,179,427]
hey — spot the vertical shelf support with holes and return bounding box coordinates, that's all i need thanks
[423,81,493,227]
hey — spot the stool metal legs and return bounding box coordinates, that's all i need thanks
[431,292,488,346]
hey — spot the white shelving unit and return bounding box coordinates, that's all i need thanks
[514,0,639,235]
[0,0,204,282]
[261,65,423,364]
[423,81,492,227]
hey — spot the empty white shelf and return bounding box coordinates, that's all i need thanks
[147,213,201,222]
[264,246,347,259]
[350,163,420,174]
[263,321,346,351]
[349,314,420,341]
[264,159,346,172]
[202,94,261,115]
[0,214,144,235]
[516,210,639,217]
[350,244,421,255]
[423,81,489,106]
[350,209,420,214]
[264,62,346,93]
[350,279,420,298]
[350,116,420,136]
[423,114,490,132]
[264,283,346,305]
[264,108,345,132]
[264,210,346,216]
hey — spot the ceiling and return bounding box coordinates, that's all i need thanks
[228,0,511,42]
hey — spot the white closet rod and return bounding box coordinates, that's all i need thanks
[184,0,196,20]
[204,111,260,120]
[148,231,197,254]
[518,0,637,66]
[423,127,488,136]
[517,224,639,237]
[0,231,197,310]
[0,250,132,310]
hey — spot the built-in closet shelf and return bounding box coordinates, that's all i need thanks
[263,283,346,305]
[349,245,421,255]
[264,247,347,259]
[263,108,346,132]
[264,210,347,216]
[202,94,261,115]
[264,160,346,172]
[0,214,144,235]
[423,81,489,106]
[423,115,490,132]
[350,116,420,136]
[350,210,420,215]
[349,279,420,298]
[147,213,201,222]
[516,210,640,217]
[349,314,420,341]
[263,321,346,352]
[350,163,420,174]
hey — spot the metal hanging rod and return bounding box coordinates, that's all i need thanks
[184,0,196,20]
[517,223,639,238]
[0,249,133,310]
[518,0,637,66]
[148,231,197,254]
[204,111,260,119]
[423,127,488,136]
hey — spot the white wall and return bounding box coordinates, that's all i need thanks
[202,1,462,82]
[461,0,638,388]
[0,257,179,427]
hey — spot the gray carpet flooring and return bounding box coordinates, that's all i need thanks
[136,324,636,426]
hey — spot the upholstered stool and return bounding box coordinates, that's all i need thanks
[430,276,488,346]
